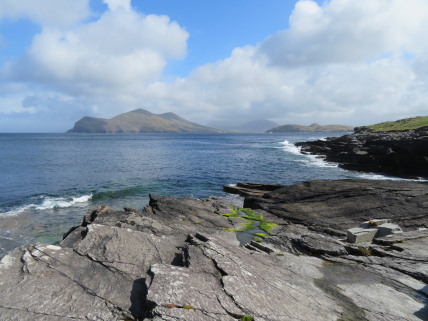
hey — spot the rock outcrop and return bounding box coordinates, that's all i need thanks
[1,180,428,320]
[295,128,428,178]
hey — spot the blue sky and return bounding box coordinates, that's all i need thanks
[0,0,427,132]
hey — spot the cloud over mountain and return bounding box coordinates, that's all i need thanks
[0,0,428,132]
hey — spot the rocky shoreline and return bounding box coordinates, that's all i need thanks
[1,179,428,320]
[295,128,428,178]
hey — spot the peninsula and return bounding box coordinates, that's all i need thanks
[295,116,428,178]
[67,108,224,133]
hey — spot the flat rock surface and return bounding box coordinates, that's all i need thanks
[1,179,427,320]
[245,179,428,231]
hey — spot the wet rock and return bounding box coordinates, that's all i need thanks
[223,182,283,197]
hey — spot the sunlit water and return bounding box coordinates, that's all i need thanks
[0,132,412,256]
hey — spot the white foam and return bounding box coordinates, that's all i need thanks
[35,194,92,210]
[278,140,337,168]
[0,194,92,217]
[279,140,302,155]
[0,206,28,217]
[357,172,428,182]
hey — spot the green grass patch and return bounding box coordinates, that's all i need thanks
[254,232,267,238]
[237,220,255,232]
[355,116,428,132]
[222,227,236,232]
[182,305,195,310]
[357,247,373,256]
[240,316,254,321]
[275,253,285,256]
[221,205,278,237]
[259,221,278,235]
[220,204,242,218]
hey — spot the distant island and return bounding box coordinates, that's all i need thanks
[266,123,354,133]
[67,109,224,133]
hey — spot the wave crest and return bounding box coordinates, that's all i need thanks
[0,194,92,218]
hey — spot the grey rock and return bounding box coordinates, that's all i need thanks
[374,228,428,245]
[244,179,428,231]
[1,179,428,321]
[347,227,378,243]
[0,244,134,320]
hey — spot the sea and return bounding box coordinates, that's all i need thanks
[0,132,411,257]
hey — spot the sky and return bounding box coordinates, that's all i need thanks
[0,0,428,132]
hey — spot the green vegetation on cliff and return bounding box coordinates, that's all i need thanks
[355,116,428,132]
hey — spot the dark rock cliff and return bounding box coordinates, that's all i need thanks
[295,128,428,178]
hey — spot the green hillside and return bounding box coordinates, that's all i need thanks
[355,116,428,132]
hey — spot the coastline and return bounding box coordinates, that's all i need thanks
[295,129,428,179]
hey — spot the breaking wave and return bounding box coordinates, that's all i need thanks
[0,194,92,218]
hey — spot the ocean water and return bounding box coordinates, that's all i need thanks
[0,132,409,257]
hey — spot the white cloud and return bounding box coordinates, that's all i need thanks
[258,0,428,66]
[2,1,189,102]
[148,0,428,126]
[0,0,90,27]
[1,0,428,132]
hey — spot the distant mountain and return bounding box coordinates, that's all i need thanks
[267,123,354,133]
[67,109,224,133]
[206,119,278,132]
[235,119,279,132]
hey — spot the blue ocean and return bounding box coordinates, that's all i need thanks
[0,132,406,257]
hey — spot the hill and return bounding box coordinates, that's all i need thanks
[266,123,353,133]
[355,116,428,132]
[67,109,224,133]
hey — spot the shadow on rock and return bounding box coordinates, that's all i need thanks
[130,278,148,319]
[414,285,428,320]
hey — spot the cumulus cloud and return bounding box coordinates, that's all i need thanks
[258,0,428,66]
[1,0,428,132]
[2,2,188,98]
[150,0,428,126]
[0,0,188,123]
[0,0,90,27]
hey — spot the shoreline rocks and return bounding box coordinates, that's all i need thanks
[295,129,428,178]
[1,180,428,320]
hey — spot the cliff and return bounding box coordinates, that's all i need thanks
[267,122,353,133]
[67,109,224,133]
